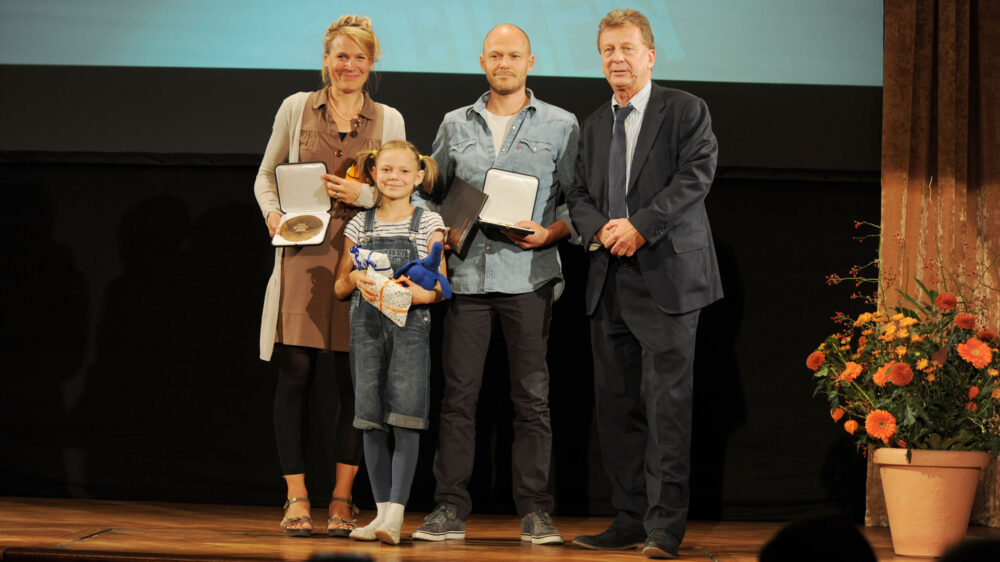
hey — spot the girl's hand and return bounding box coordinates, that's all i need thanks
[266,211,283,238]
[350,269,378,302]
[398,275,440,305]
[324,173,365,205]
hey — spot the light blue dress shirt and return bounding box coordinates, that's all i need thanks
[611,79,652,213]
[420,89,579,296]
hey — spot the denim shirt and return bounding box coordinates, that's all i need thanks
[419,90,579,296]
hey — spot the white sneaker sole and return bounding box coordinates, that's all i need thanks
[349,527,377,541]
[521,533,564,545]
[375,527,400,545]
[411,530,466,541]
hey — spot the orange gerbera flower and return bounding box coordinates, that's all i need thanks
[992,388,1000,399]
[831,407,844,422]
[969,386,981,399]
[899,317,918,327]
[990,369,999,378]
[978,329,999,344]
[844,419,858,435]
[854,312,872,326]
[806,351,826,371]
[895,345,907,357]
[954,312,976,330]
[916,358,929,371]
[873,362,893,387]
[958,337,993,369]
[840,361,862,382]
[936,293,958,311]
[889,363,914,386]
[865,410,897,444]
[927,373,937,382]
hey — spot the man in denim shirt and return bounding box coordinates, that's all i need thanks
[411,24,578,545]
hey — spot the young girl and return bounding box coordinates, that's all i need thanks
[333,140,447,545]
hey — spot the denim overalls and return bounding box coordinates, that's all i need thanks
[350,207,432,431]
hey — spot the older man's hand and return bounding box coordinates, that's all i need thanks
[602,218,646,257]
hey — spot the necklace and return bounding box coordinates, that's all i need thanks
[328,89,361,121]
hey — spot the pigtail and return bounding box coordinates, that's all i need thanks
[354,149,379,186]
[417,154,440,194]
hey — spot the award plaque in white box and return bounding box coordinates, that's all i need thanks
[479,168,538,236]
[272,162,331,247]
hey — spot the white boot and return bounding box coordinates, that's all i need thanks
[375,502,405,545]
[350,501,389,541]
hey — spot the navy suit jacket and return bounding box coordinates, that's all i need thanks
[565,82,723,315]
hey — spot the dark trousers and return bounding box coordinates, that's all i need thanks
[432,286,555,519]
[592,262,699,539]
[273,345,362,475]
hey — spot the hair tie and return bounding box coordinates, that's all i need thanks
[373,149,378,157]
[418,154,423,162]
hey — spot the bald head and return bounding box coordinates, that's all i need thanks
[480,23,534,97]
[483,24,531,54]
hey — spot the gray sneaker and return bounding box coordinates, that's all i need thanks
[411,504,466,541]
[521,510,563,545]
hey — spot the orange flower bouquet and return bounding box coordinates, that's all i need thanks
[807,228,1000,456]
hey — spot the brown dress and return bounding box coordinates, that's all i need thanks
[276,90,384,352]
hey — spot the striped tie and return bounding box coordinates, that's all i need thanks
[608,104,633,218]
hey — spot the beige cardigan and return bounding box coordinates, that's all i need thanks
[253,91,405,360]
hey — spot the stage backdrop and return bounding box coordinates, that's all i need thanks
[1,0,882,522]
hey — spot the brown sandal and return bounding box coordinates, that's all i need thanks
[281,497,312,537]
[327,496,360,538]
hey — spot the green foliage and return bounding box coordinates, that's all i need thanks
[808,285,1000,455]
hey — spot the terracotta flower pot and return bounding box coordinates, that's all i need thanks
[873,448,990,557]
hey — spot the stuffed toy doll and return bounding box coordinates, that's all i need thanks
[393,241,452,299]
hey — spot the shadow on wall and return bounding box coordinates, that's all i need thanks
[74,195,196,497]
[73,196,275,500]
[0,183,88,496]
[691,237,747,519]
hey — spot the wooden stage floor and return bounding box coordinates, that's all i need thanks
[2,497,998,561]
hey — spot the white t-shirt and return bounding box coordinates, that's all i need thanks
[483,109,517,156]
[344,209,446,259]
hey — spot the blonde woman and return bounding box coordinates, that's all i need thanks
[253,15,404,537]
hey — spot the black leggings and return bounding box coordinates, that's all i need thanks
[273,344,362,475]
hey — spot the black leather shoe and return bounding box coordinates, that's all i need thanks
[573,526,645,550]
[642,529,680,559]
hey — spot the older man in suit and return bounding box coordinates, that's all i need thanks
[564,9,722,560]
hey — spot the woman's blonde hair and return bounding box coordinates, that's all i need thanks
[355,140,440,195]
[322,15,380,87]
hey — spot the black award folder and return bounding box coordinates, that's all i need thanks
[440,177,488,255]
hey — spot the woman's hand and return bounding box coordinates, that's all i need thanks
[266,211,283,238]
[324,173,366,206]
[398,275,441,305]
[350,269,377,302]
